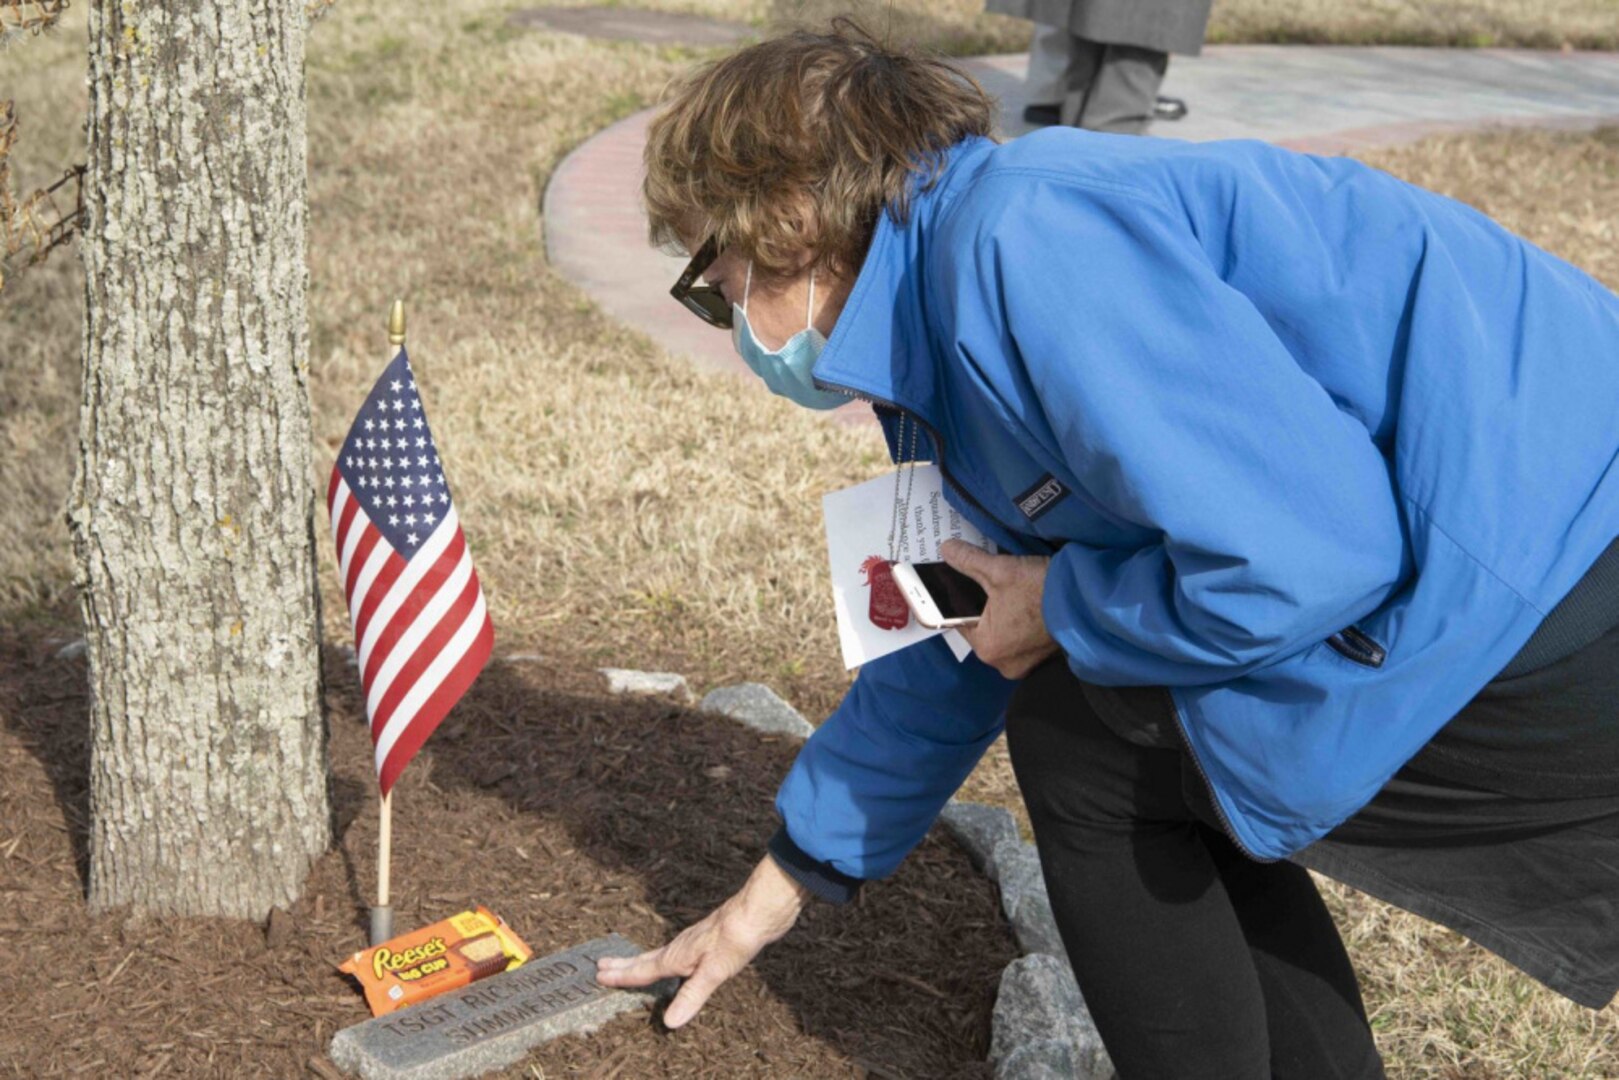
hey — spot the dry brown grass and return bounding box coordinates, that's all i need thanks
[2,1,1617,1074]
[0,10,84,619]
[1207,0,1619,50]
[769,0,1619,53]
[515,0,1619,54]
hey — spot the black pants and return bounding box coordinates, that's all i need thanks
[1004,658,1386,1080]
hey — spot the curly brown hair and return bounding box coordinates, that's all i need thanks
[642,17,996,280]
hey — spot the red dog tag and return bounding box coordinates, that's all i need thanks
[861,556,911,631]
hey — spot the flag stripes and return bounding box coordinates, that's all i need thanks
[326,346,493,795]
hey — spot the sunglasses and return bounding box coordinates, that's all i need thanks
[670,235,733,330]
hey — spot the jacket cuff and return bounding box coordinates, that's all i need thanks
[766,824,864,905]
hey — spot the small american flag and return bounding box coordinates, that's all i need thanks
[327,346,494,794]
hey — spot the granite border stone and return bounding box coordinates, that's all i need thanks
[940,801,1116,1079]
[990,954,1112,1080]
[699,682,814,739]
[938,800,1020,881]
[598,667,695,703]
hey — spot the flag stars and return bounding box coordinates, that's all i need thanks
[417,455,429,468]
[438,492,449,505]
[403,494,416,508]
[364,419,375,432]
[400,475,414,489]
[423,512,436,526]
[406,533,420,546]
[415,436,428,449]
[404,514,417,527]
[388,514,400,527]
[390,379,402,392]
[387,495,399,508]
[394,418,407,431]
[383,476,396,489]
[412,417,424,430]
[410,397,421,412]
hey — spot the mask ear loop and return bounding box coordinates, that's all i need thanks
[741,261,754,315]
[805,268,816,332]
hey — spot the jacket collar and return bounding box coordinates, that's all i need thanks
[810,135,998,420]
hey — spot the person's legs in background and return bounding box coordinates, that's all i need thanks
[1023,23,1085,125]
[1022,27,1176,134]
[1061,41,1169,134]
[1003,659,1384,1078]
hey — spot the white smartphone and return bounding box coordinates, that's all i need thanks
[891,560,988,629]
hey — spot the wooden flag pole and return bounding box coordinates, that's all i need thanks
[369,298,408,947]
[371,790,393,944]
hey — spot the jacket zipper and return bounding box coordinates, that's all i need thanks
[821,376,1265,859]
[1327,625,1386,668]
[1170,702,1266,860]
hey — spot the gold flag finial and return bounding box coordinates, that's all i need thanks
[387,299,406,346]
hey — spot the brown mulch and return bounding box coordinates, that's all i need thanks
[0,628,1016,1078]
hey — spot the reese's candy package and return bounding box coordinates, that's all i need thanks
[338,905,533,1016]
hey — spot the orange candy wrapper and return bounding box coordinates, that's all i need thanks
[338,906,533,1016]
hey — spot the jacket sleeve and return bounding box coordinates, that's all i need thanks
[974,177,1408,687]
[770,634,1015,898]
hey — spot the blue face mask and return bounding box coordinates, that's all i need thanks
[731,262,852,410]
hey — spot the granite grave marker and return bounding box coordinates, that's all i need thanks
[329,933,674,1080]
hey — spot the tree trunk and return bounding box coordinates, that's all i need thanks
[71,0,329,918]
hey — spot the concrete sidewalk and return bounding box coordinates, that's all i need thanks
[544,44,1619,395]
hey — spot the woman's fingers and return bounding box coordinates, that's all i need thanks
[595,939,693,988]
[596,941,730,1029]
[593,858,805,1029]
[662,964,726,1029]
[594,907,762,1029]
[940,539,997,588]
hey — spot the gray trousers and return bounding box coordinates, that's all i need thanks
[1026,23,1169,134]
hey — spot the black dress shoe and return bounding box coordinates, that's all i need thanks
[1022,102,1061,127]
[1153,95,1188,121]
[1026,98,1185,128]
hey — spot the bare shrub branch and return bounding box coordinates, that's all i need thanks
[0,0,70,47]
[0,100,85,295]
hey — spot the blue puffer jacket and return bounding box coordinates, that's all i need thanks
[768,129,1619,891]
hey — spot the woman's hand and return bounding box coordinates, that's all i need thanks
[594,853,810,1029]
[940,540,1060,680]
